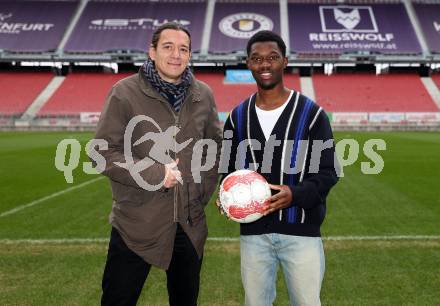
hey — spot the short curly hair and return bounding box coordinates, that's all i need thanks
[246,30,286,57]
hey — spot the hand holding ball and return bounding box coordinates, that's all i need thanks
[219,170,271,223]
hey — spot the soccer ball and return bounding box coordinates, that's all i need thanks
[219,169,271,223]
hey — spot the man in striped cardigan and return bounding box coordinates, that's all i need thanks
[221,31,339,306]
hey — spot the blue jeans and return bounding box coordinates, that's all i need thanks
[240,234,325,306]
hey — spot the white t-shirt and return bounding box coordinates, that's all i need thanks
[255,90,293,140]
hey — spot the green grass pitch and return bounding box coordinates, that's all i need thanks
[0,131,439,305]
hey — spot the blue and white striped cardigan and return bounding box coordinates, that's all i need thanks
[222,90,339,237]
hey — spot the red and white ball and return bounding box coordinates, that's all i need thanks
[219,169,271,223]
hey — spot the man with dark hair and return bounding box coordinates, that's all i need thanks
[220,30,339,305]
[246,30,286,57]
[95,22,222,306]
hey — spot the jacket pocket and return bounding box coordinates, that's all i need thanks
[111,180,154,207]
[187,182,205,225]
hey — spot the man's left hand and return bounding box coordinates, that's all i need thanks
[263,184,293,216]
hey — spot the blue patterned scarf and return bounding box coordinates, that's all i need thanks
[142,58,193,112]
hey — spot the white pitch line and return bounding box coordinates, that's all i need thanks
[211,235,440,242]
[0,238,109,244]
[322,235,440,241]
[0,177,104,218]
[1,235,440,245]
[208,237,239,242]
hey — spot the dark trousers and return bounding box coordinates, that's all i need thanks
[101,225,202,306]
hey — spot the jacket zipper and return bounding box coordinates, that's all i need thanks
[173,114,180,223]
[159,95,186,223]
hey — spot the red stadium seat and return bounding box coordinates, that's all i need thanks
[0,72,53,115]
[197,72,301,112]
[39,72,299,115]
[38,73,131,115]
[34,72,439,116]
[431,74,440,89]
[40,72,299,115]
[313,73,439,112]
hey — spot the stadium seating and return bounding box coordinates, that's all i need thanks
[313,73,439,112]
[0,72,53,115]
[38,73,131,115]
[3,71,439,120]
[197,72,255,112]
[34,72,300,114]
[18,71,440,116]
[197,72,301,112]
[432,74,440,89]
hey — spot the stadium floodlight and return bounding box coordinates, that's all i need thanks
[375,63,389,75]
[104,63,118,73]
[72,62,118,73]
[74,62,101,66]
[390,63,412,67]
[334,63,356,67]
[20,62,63,68]
[190,62,217,67]
[287,62,303,67]
[324,63,334,75]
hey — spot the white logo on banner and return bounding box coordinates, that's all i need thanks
[320,6,378,32]
[80,112,101,124]
[0,12,54,34]
[219,13,273,39]
[89,18,190,30]
[0,13,12,21]
[434,21,440,33]
[334,8,360,30]
[112,115,192,190]
[310,5,395,46]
